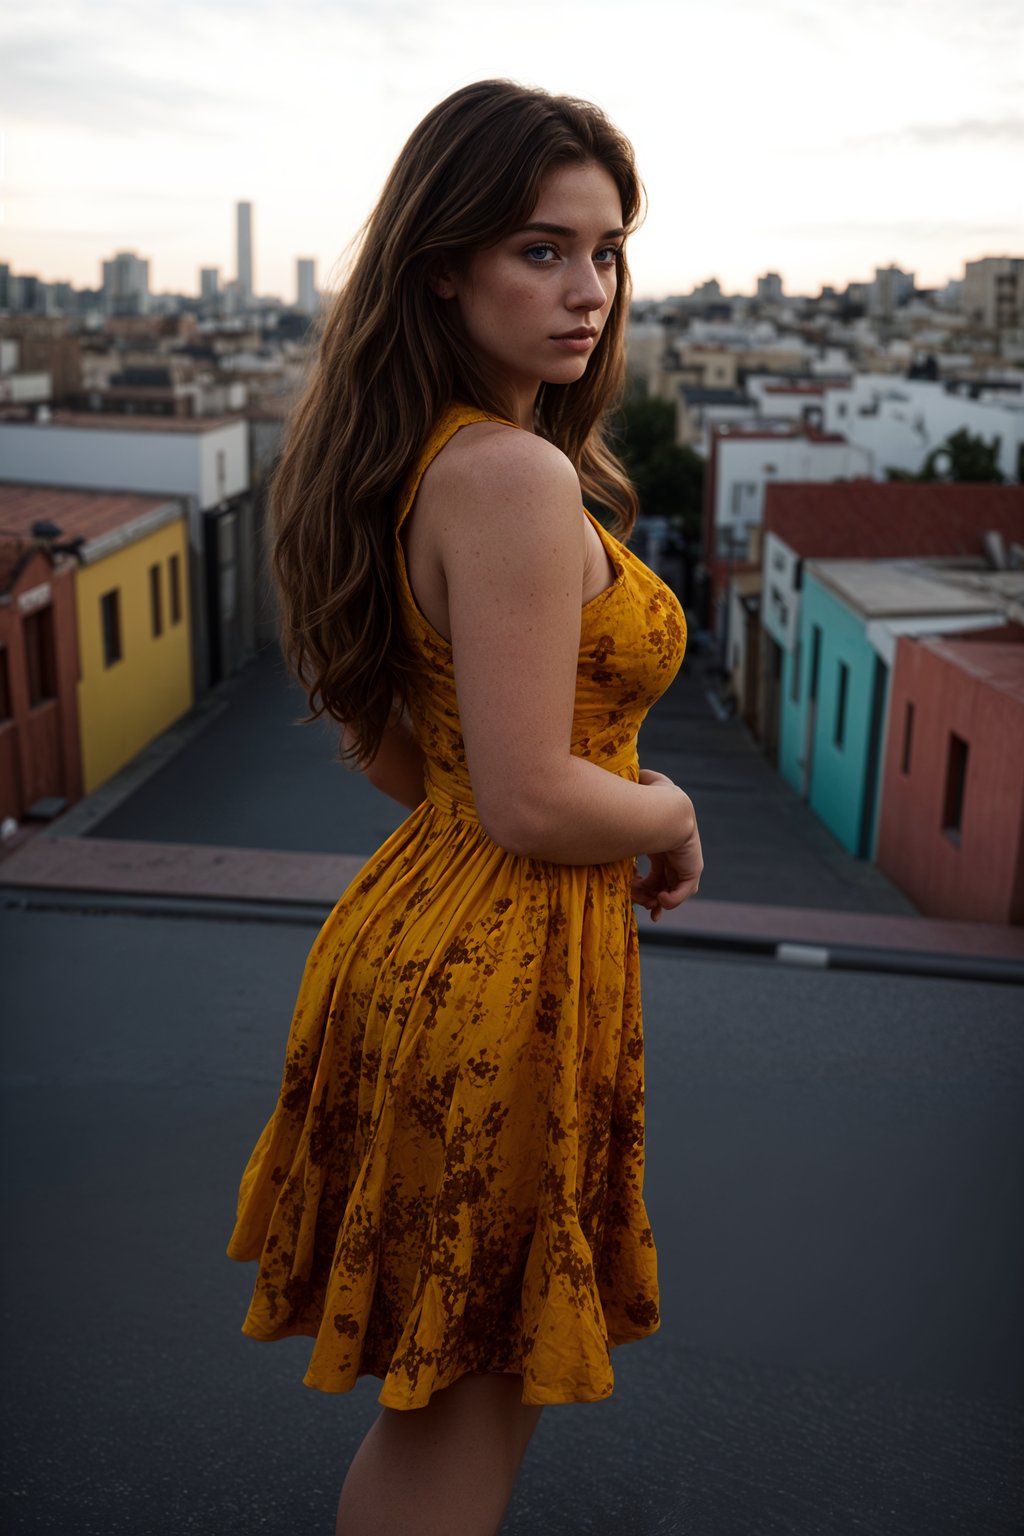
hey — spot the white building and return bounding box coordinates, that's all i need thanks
[820,374,1024,482]
[0,412,255,694]
[708,427,873,565]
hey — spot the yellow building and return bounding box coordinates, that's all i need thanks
[0,485,195,802]
[73,497,193,793]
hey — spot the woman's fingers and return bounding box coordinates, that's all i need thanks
[637,767,675,789]
[631,854,667,921]
[633,820,704,917]
[654,838,704,907]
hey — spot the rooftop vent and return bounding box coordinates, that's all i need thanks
[982,530,1009,571]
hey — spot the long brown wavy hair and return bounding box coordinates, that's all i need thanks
[270,79,645,767]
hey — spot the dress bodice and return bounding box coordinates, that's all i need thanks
[394,404,687,822]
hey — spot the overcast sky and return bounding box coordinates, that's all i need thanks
[3,0,1022,302]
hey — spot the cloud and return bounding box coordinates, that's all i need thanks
[763,217,1022,235]
[3,32,244,137]
[850,115,1024,148]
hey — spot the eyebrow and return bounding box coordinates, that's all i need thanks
[515,222,626,239]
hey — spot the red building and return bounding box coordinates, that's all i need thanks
[0,533,83,823]
[757,481,1024,762]
[876,625,1024,924]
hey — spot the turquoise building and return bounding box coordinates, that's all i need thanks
[777,560,1000,859]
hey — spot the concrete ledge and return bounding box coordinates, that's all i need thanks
[651,893,1024,961]
[2,833,1022,963]
[0,834,366,908]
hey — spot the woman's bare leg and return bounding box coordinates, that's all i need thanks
[335,1372,543,1536]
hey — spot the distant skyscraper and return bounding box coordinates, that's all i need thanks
[200,267,220,300]
[757,272,784,302]
[101,250,150,316]
[296,258,317,314]
[236,202,253,302]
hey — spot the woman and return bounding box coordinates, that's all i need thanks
[227,79,703,1536]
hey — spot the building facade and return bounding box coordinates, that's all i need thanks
[876,628,1024,922]
[0,484,195,811]
[0,538,83,823]
[778,560,1007,860]
[0,413,255,697]
[74,508,193,794]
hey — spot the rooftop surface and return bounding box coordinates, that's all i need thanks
[764,482,1024,559]
[806,557,1007,619]
[0,410,247,433]
[2,898,1020,1533]
[0,481,182,544]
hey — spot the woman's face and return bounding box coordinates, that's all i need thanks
[437,160,625,426]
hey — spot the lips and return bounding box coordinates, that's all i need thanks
[552,327,597,340]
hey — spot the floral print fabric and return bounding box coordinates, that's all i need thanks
[226,405,687,1408]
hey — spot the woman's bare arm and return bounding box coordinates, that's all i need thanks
[435,427,697,865]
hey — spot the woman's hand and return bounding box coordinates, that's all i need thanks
[631,769,704,923]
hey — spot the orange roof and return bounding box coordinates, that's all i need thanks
[0,482,181,544]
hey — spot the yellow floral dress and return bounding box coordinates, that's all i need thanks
[226,404,687,1409]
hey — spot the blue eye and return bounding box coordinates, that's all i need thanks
[595,246,621,264]
[525,243,558,262]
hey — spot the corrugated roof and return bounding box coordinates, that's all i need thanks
[806,558,1003,619]
[764,482,1024,558]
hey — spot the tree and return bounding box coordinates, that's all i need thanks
[612,386,705,534]
[886,428,1005,484]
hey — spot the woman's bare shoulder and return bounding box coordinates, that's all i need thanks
[420,420,580,526]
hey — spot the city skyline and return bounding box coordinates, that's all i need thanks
[2,0,1022,301]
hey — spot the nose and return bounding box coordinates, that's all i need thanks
[567,258,611,313]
